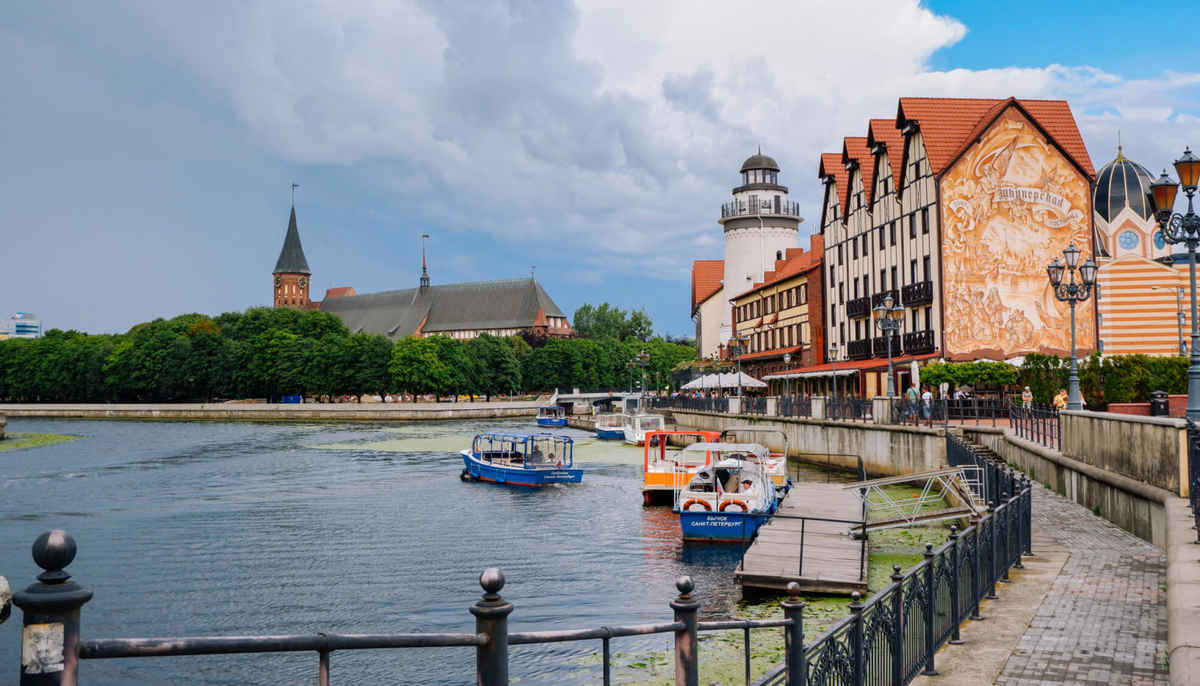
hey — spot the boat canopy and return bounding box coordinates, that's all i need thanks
[470,432,573,468]
[680,442,770,461]
[537,406,565,418]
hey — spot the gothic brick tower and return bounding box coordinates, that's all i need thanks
[273,206,312,308]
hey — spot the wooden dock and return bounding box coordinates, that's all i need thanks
[734,483,867,595]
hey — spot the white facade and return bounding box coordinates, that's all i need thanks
[0,312,42,339]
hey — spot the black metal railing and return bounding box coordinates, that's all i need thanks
[1187,420,1200,539]
[902,329,935,355]
[1009,402,1060,451]
[900,280,934,307]
[871,289,900,309]
[743,396,768,416]
[890,398,947,426]
[947,433,1024,507]
[721,198,803,219]
[828,397,873,422]
[778,395,813,418]
[756,464,1033,686]
[847,339,873,360]
[946,398,1008,426]
[650,395,730,413]
[873,334,902,358]
[847,296,872,319]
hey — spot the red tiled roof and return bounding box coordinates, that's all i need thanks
[691,260,724,315]
[324,286,356,299]
[895,97,1094,181]
[740,345,804,361]
[736,235,824,299]
[818,153,849,229]
[866,119,905,203]
[841,137,873,219]
[761,353,940,377]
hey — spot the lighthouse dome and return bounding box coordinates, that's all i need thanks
[1094,149,1155,223]
[740,153,780,173]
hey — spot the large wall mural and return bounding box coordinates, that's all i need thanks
[941,110,1094,360]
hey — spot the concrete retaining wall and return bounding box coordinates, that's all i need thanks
[0,413,5,439]
[0,402,540,422]
[962,426,1173,548]
[1061,410,1186,495]
[1165,497,1200,686]
[672,411,945,478]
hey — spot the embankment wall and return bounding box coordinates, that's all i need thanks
[0,403,540,422]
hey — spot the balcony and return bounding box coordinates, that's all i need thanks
[847,296,871,319]
[901,280,934,307]
[721,197,803,219]
[904,329,936,355]
[872,334,902,358]
[871,289,900,309]
[847,338,873,360]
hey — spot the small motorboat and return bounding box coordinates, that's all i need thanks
[623,412,666,446]
[641,429,722,505]
[720,427,791,494]
[461,432,581,486]
[594,412,630,440]
[674,443,779,542]
[535,406,568,427]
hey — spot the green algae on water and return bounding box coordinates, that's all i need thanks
[0,432,79,452]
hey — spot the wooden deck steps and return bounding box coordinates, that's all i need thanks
[734,483,867,595]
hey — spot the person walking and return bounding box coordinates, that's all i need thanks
[906,383,920,425]
[1021,386,1033,409]
[921,385,933,425]
[1053,388,1069,411]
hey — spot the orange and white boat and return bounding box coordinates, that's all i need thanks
[641,429,721,505]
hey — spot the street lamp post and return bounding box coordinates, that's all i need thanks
[625,359,635,394]
[1152,285,1187,356]
[872,294,904,397]
[1149,148,1200,420]
[829,341,839,400]
[729,335,750,398]
[1045,243,1098,411]
[635,349,650,407]
[782,352,792,398]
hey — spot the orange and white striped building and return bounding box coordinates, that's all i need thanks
[1094,147,1190,355]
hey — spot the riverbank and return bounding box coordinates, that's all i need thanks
[0,401,542,422]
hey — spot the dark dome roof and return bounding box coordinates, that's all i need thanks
[1094,149,1155,223]
[741,153,780,173]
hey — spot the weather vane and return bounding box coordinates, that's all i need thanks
[532,265,536,278]
[291,182,299,205]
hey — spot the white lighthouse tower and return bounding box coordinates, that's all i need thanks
[717,150,803,344]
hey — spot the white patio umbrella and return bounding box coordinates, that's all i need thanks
[911,360,920,389]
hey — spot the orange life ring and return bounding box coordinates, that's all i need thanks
[682,498,712,512]
[719,499,748,512]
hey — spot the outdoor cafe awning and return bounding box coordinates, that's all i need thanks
[680,372,768,390]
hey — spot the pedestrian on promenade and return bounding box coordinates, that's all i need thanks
[1053,388,1069,411]
[921,385,933,425]
[1021,386,1033,409]
[906,383,920,425]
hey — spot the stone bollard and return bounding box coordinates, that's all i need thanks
[12,530,93,685]
[470,568,512,686]
[671,575,700,686]
[810,397,826,420]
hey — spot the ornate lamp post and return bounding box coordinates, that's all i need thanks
[635,349,650,405]
[1152,285,1187,356]
[1149,147,1200,420]
[729,335,750,398]
[782,352,792,398]
[872,294,904,397]
[829,341,839,400]
[625,359,636,394]
[1045,243,1098,411]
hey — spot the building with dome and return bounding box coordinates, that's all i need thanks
[1094,146,1191,355]
[691,150,806,359]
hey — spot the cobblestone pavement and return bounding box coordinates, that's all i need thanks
[994,485,1168,685]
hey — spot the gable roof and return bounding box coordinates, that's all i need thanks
[818,153,849,229]
[841,137,873,218]
[320,277,567,339]
[692,260,724,315]
[323,286,356,299]
[895,97,1095,182]
[866,118,905,203]
[273,207,311,275]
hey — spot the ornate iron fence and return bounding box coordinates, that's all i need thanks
[1187,420,1200,541]
[1009,402,1060,451]
[650,396,729,413]
[947,432,1024,508]
[889,398,947,427]
[778,395,813,418]
[827,397,873,423]
[945,398,1008,426]
[743,396,768,415]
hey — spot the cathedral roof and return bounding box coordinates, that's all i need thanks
[1094,147,1156,223]
[319,277,567,339]
[273,207,311,275]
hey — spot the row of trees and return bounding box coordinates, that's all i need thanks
[0,305,697,403]
[918,353,1189,405]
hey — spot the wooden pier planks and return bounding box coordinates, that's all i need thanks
[734,483,868,595]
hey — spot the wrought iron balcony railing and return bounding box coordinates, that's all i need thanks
[846,338,872,360]
[902,280,934,307]
[871,289,900,309]
[846,296,871,319]
[872,334,902,358]
[720,197,802,219]
[903,329,936,354]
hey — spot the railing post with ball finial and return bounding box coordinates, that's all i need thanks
[12,530,93,686]
[470,568,513,686]
[780,581,805,686]
[671,575,700,686]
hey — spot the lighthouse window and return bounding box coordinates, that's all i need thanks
[776,250,783,261]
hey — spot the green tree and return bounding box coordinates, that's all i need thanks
[390,336,449,398]
[468,333,522,399]
[572,302,654,341]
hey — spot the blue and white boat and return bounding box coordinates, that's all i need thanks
[594,412,629,440]
[461,432,582,486]
[674,443,779,542]
[536,406,568,427]
[623,412,666,446]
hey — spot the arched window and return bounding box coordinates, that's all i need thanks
[776,250,783,261]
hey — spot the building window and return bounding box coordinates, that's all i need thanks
[831,305,836,325]
[776,250,783,261]
[910,259,917,285]
[891,266,898,291]
[923,255,931,282]
[855,320,861,341]
[879,226,886,251]
[800,284,808,304]
[925,306,932,331]
[862,234,868,254]
[880,269,886,293]
[853,240,858,259]
[839,283,844,304]
[921,208,930,235]
[863,275,870,297]
[890,221,896,246]
[853,278,859,299]
[839,245,844,265]
[912,310,918,331]
[840,324,845,347]
[909,215,916,239]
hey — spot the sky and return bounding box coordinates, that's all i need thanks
[2,0,1199,338]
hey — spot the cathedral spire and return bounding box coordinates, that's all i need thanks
[420,234,430,289]
[273,206,311,274]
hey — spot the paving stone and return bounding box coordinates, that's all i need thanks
[993,486,1168,685]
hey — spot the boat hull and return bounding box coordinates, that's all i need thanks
[678,510,771,542]
[536,417,568,427]
[461,451,582,486]
[595,427,625,440]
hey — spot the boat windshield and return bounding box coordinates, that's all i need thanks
[634,414,665,431]
[597,413,628,428]
[681,442,770,465]
[538,407,564,418]
[471,432,573,469]
[645,432,714,468]
[720,427,787,455]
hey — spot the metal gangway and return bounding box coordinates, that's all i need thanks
[842,466,986,535]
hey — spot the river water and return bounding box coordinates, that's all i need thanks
[0,418,778,685]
